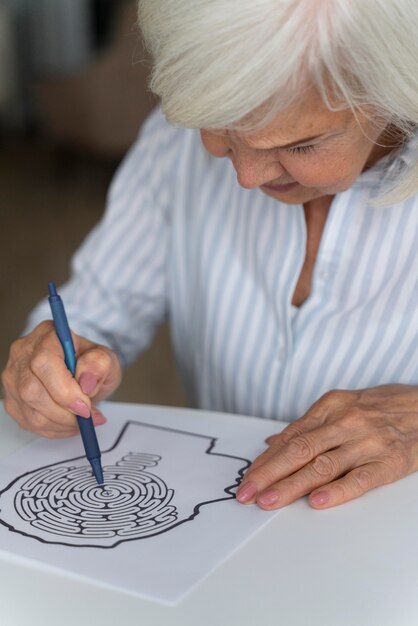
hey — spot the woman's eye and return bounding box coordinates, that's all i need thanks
[286,144,316,155]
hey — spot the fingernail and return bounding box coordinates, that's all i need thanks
[258,490,280,507]
[79,372,98,396]
[92,409,107,426]
[236,481,257,503]
[310,491,329,506]
[69,399,91,418]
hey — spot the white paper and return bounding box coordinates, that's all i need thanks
[0,402,281,605]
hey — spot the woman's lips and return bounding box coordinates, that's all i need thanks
[261,181,298,192]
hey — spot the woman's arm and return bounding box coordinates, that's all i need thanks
[1,107,181,436]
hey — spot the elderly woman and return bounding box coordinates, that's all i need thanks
[2,0,418,511]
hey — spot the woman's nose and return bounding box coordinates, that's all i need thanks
[233,148,285,189]
[200,129,285,189]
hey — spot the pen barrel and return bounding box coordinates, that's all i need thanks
[48,295,76,373]
[76,415,101,460]
[62,340,76,376]
[48,282,104,484]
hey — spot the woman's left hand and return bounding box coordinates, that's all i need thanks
[236,384,418,509]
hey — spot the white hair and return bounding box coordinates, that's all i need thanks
[137,0,418,202]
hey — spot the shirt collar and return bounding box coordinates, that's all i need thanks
[354,126,418,191]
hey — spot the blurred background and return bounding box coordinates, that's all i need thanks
[0,0,187,407]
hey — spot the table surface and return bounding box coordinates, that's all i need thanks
[0,401,418,626]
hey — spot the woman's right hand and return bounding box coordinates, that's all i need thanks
[1,320,122,438]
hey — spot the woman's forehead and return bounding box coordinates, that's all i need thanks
[225,94,355,149]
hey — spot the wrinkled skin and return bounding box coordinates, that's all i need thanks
[1,321,122,438]
[236,385,418,509]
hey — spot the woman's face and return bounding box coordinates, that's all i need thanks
[200,90,392,204]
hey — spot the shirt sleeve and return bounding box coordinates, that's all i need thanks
[25,107,178,366]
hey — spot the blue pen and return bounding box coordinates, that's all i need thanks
[48,282,104,485]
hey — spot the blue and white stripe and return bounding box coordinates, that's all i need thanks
[27,107,418,422]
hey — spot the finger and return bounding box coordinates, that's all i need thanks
[18,370,87,428]
[264,413,325,447]
[244,440,295,476]
[30,343,92,417]
[37,425,80,439]
[2,393,35,432]
[75,346,122,402]
[36,407,106,437]
[91,406,107,426]
[249,419,324,475]
[255,445,361,510]
[16,403,79,438]
[38,407,106,437]
[14,398,106,438]
[35,423,80,438]
[253,427,314,472]
[237,422,345,503]
[309,461,396,509]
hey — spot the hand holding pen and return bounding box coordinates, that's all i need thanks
[47,282,106,483]
[1,287,122,441]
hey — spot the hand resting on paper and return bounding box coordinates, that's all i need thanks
[1,320,122,438]
[236,385,418,510]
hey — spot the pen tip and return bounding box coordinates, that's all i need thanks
[90,457,104,485]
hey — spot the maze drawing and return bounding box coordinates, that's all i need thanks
[14,453,177,541]
[0,421,250,548]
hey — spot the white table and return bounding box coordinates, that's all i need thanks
[0,401,417,626]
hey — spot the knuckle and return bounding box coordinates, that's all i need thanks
[341,408,367,430]
[330,480,349,501]
[249,460,282,486]
[1,366,12,390]
[19,377,41,404]
[3,394,17,418]
[85,348,113,373]
[257,466,279,485]
[387,449,409,476]
[34,320,55,335]
[31,348,52,376]
[310,453,338,478]
[279,426,302,445]
[28,412,49,432]
[9,336,26,361]
[319,389,348,407]
[351,467,374,493]
[279,430,296,446]
[287,435,315,462]
[373,427,388,448]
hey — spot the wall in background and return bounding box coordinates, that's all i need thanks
[0,0,187,409]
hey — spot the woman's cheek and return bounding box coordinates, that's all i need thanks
[285,155,356,191]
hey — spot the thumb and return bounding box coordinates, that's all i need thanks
[78,371,99,396]
[75,346,122,402]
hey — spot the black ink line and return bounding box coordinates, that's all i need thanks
[0,420,251,549]
[13,454,178,542]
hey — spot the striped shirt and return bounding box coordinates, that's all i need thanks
[28,107,418,422]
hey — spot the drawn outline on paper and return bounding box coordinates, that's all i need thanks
[0,421,250,548]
